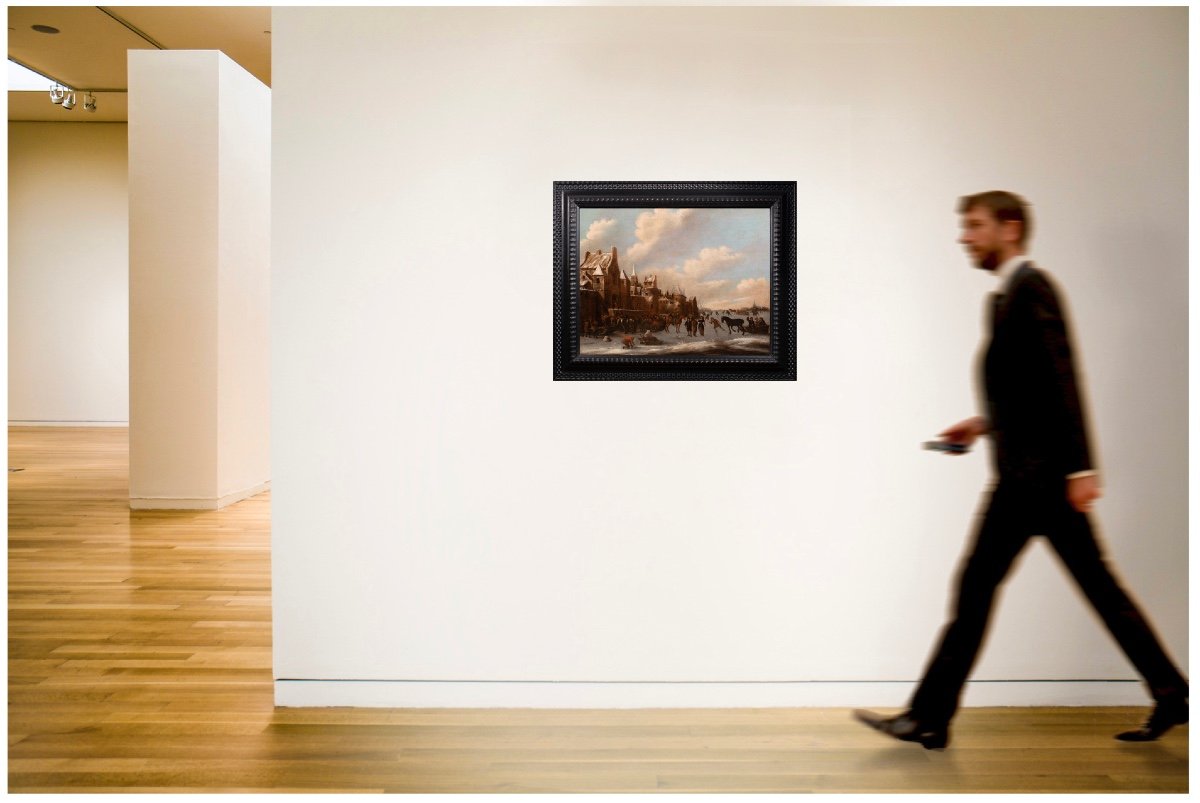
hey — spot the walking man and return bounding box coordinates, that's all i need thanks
[854,191,1188,749]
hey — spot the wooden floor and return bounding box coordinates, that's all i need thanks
[8,427,1188,793]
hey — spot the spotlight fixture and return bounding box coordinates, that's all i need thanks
[61,91,76,111]
[49,83,65,104]
[84,91,97,112]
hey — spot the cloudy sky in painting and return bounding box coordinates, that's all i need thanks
[579,207,771,310]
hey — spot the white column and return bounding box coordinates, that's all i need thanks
[128,50,270,510]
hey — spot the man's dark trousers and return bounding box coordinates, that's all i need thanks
[908,479,1187,726]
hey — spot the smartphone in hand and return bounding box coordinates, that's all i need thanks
[923,440,970,454]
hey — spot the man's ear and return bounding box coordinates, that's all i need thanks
[1001,218,1023,246]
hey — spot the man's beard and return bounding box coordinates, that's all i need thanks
[975,248,1000,272]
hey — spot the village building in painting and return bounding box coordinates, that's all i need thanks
[578,246,699,336]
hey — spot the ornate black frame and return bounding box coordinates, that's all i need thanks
[554,180,796,381]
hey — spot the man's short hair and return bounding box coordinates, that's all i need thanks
[957,190,1032,246]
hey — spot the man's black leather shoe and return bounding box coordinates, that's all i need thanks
[1116,698,1188,742]
[853,709,949,750]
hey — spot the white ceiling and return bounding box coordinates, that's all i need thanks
[8,6,270,123]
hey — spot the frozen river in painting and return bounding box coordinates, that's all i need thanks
[579,312,771,356]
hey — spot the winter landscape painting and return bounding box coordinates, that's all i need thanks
[576,207,772,356]
[554,181,796,381]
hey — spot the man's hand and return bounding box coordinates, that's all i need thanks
[1068,474,1101,514]
[938,416,989,453]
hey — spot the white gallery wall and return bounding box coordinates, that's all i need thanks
[272,7,1187,707]
[9,122,129,425]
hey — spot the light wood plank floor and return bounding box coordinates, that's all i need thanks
[9,426,1188,793]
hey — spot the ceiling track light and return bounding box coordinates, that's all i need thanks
[47,84,99,113]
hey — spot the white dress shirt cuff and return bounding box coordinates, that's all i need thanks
[1067,470,1097,481]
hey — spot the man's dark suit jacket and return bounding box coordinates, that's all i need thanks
[984,263,1093,486]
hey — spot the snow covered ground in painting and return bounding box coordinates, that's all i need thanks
[581,334,770,356]
[579,313,772,356]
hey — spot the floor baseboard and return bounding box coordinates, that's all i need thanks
[274,679,1146,708]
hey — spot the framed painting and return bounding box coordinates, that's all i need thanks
[553,181,796,381]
